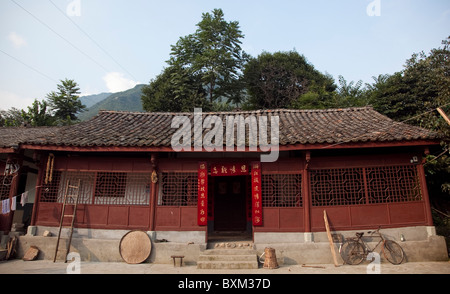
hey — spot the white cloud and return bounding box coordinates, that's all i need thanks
[102,72,138,93]
[8,32,27,49]
[0,90,34,110]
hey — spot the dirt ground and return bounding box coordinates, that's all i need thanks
[0,259,449,274]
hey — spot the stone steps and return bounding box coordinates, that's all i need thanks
[207,241,254,250]
[197,248,259,269]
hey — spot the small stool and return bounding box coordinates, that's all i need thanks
[171,255,185,267]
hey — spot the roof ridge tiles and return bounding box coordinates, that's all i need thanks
[96,106,374,117]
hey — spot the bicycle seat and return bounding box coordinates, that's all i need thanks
[356,232,364,238]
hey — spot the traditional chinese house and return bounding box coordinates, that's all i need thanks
[0,106,448,263]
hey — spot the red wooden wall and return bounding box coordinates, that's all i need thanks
[254,151,432,233]
[32,151,432,234]
[36,203,151,230]
[35,156,154,230]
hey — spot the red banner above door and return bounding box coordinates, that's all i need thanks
[210,163,248,176]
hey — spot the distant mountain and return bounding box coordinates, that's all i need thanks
[78,84,145,121]
[80,92,112,108]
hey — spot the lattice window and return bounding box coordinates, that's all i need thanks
[40,171,150,205]
[58,171,95,204]
[95,172,126,200]
[262,174,302,207]
[158,172,198,206]
[122,173,152,205]
[40,171,62,203]
[310,165,423,207]
[367,166,422,203]
[94,172,151,205]
[0,175,13,200]
[310,168,365,206]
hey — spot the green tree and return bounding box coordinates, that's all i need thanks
[368,41,449,128]
[168,8,248,104]
[333,75,369,108]
[142,65,210,112]
[294,75,370,110]
[368,37,450,210]
[0,108,24,127]
[244,50,336,109]
[46,79,85,125]
[21,99,55,126]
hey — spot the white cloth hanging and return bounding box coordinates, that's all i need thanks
[11,196,16,211]
[2,199,10,214]
[20,191,28,206]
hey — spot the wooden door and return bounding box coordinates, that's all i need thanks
[213,176,247,231]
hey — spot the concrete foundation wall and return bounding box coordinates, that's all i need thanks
[17,227,207,264]
[253,226,448,264]
[254,235,448,264]
[16,225,448,264]
[17,235,207,264]
[254,226,437,243]
[32,226,206,243]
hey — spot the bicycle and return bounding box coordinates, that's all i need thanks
[339,227,405,265]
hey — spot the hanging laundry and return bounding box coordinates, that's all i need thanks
[20,191,28,207]
[11,196,16,211]
[2,199,10,214]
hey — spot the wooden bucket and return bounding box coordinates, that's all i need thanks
[263,247,279,269]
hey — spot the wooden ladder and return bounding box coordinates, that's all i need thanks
[53,179,81,263]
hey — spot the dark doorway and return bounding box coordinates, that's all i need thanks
[213,176,248,232]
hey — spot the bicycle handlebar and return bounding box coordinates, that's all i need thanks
[367,226,382,235]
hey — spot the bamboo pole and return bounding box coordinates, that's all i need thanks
[323,210,340,267]
[437,107,450,126]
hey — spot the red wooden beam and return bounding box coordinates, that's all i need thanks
[0,147,16,153]
[19,139,440,153]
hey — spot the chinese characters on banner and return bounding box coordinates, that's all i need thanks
[210,163,248,176]
[251,162,263,226]
[197,162,208,226]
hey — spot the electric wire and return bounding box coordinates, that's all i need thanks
[321,102,450,149]
[10,0,111,73]
[423,148,449,166]
[48,0,138,81]
[0,48,58,83]
[0,48,101,107]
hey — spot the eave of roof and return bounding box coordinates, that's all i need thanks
[0,107,441,152]
[18,139,439,153]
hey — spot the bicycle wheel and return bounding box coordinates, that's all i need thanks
[340,240,365,265]
[339,240,352,262]
[382,240,404,265]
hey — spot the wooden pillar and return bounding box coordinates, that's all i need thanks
[303,151,311,234]
[4,153,23,232]
[30,152,46,226]
[418,163,434,226]
[149,153,158,231]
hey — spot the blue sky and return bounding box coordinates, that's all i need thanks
[1,0,449,110]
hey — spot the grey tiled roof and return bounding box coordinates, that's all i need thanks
[0,126,60,148]
[0,107,439,149]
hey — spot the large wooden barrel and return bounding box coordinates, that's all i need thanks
[263,247,279,269]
